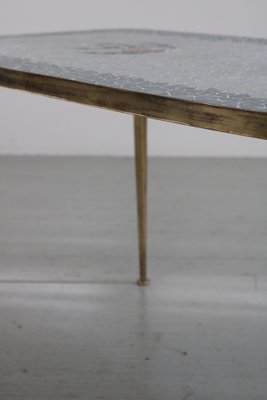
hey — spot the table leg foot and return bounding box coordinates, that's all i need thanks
[134,115,149,285]
[136,278,150,286]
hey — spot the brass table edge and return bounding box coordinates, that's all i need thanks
[0,67,267,140]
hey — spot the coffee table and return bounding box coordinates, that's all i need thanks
[0,29,266,285]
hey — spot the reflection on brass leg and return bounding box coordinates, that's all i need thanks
[134,115,149,286]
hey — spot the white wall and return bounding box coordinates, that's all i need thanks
[1,0,267,156]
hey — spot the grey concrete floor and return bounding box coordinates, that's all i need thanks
[0,156,267,400]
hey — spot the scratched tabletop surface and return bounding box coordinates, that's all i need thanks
[0,29,267,112]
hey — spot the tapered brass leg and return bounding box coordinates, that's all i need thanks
[134,115,149,286]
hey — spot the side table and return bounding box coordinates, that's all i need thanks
[0,29,266,284]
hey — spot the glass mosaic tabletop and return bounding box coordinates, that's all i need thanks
[0,29,267,140]
[0,29,267,112]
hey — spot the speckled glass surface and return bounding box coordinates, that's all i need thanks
[0,29,267,112]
